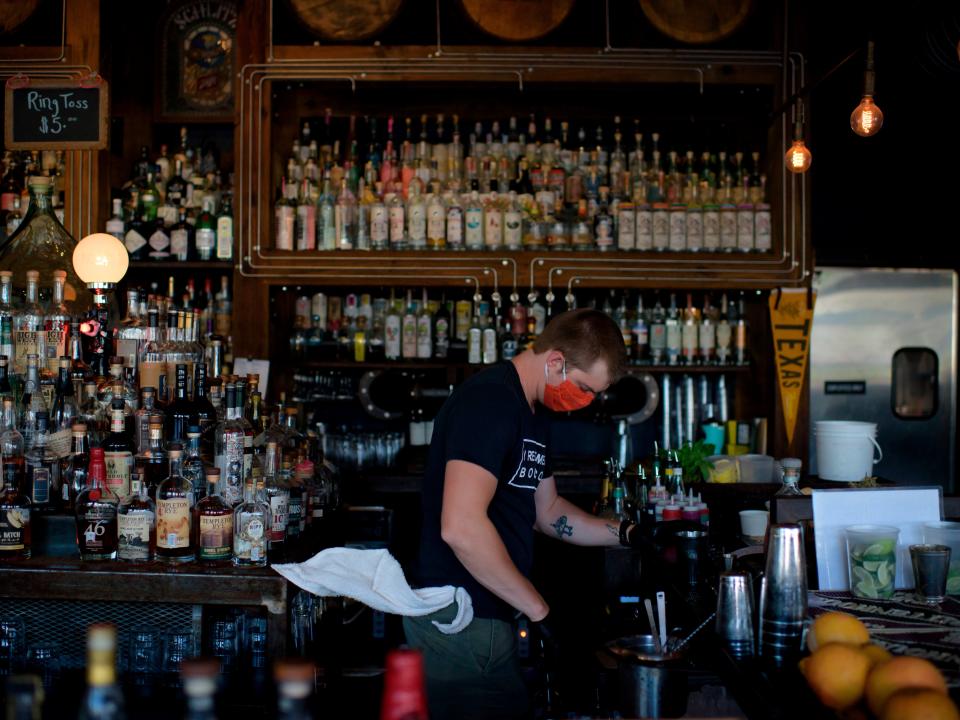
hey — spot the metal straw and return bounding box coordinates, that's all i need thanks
[644,599,662,656]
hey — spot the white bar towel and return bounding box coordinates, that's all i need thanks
[272,547,473,634]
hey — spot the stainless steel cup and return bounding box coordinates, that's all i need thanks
[910,544,952,604]
[759,523,808,665]
[716,571,755,658]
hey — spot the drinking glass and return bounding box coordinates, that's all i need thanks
[846,524,900,599]
[0,615,26,674]
[128,627,162,674]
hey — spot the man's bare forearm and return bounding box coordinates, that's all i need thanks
[537,495,623,546]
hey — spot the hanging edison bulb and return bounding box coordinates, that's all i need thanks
[851,41,883,137]
[785,139,812,174]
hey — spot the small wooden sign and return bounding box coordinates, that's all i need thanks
[4,77,109,150]
[769,287,816,446]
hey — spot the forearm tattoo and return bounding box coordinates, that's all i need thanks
[551,515,574,538]
[606,524,618,538]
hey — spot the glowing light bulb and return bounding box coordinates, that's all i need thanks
[73,232,129,284]
[850,96,883,137]
[784,139,812,174]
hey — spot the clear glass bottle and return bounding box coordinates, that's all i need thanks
[155,446,195,564]
[0,398,29,559]
[75,447,119,560]
[214,383,245,507]
[24,408,59,515]
[51,356,78,431]
[62,422,90,512]
[775,458,803,497]
[117,465,155,562]
[194,467,233,565]
[233,477,269,568]
[14,270,45,378]
[0,176,91,311]
[263,441,289,559]
[43,270,71,375]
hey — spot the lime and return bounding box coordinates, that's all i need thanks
[852,565,872,583]
[862,560,882,572]
[854,579,879,599]
[876,561,893,588]
[863,540,895,559]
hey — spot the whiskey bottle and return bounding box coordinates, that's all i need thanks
[14,270,45,377]
[103,399,134,500]
[192,362,217,460]
[181,426,206,502]
[51,356,78,431]
[135,415,168,499]
[117,466,155,562]
[44,271,71,375]
[155,446,195,564]
[214,383,245,507]
[0,398,30,559]
[75,447,119,560]
[233,477,269,568]
[165,363,193,446]
[79,624,125,720]
[263,441,289,559]
[194,467,233,565]
[62,423,91,511]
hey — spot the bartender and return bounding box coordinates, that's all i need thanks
[404,308,635,720]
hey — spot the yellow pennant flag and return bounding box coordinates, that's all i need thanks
[769,288,816,445]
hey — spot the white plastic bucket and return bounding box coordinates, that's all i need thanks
[815,422,882,481]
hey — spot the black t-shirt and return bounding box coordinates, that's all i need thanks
[412,362,552,620]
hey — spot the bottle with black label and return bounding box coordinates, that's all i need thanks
[25,411,59,512]
[0,397,30,558]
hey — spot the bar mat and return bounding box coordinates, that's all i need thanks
[809,591,960,687]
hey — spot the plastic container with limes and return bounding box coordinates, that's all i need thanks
[845,524,900,599]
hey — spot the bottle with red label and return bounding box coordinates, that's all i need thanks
[75,447,119,560]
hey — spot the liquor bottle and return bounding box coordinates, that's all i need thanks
[483,191,503,250]
[649,297,666,366]
[166,159,188,210]
[216,192,234,261]
[274,659,316,720]
[594,187,614,251]
[194,198,216,261]
[699,296,717,365]
[233,476,269,567]
[406,181,427,250]
[147,216,171,262]
[416,290,432,360]
[263,441,289,559]
[735,293,748,366]
[137,308,166,396]
[275,178,295,251]
[180,657,220,720]
[75,447,119,560]
[44,270,71,373]
[181,426,206,501]
[380,649,428,720]
[165,363,192,446]
[193,362,217,460]
[103,399,134,500]
[317,176,336,250]
[632,294,649,364]
[214,383,245,507]
[384,297,401,361]
[445,191,463,250]
[235,379,255,485]
[170,207,194,261]
[62,423,90,511]
[133,387,158,454]
[464,190,484,250]
[400,293,417,360]
[52,356,78,431]
[433,300,451,359]
[0,398,30,559]
[426,192,446,250]
[665,294,681,367]
[194,467,233,564]
[14,270,45,377]
[716,293,732,365]
[124,209,149,261]
[78,624,125,720]
[25,409,59,512]
[481,310,498,366]
[467,311,482,365]
[117,464,155,562]
[295,179,316,252]
[681,294,699,366]
[387,183,406,249]
[4,196,22,237]
[156,446,195,564]
[0,272,15,367]
[0,355,10,399]
[335,178,357,250]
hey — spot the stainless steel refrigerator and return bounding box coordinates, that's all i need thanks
[809,268,957,490]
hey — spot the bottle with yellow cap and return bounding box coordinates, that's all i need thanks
[79,623,125,720]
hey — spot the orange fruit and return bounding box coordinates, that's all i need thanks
[800,642,872,710]
[880,687,960,720]
[807,612,870,652]
[861,643,894,668]
[866,656,949,716]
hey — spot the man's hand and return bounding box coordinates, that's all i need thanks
[441,460,549,620]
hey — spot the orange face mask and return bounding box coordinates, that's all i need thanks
[542,361,595,412]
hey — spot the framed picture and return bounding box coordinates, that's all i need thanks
[159,0,238,121]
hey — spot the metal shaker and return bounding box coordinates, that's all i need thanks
[759,523,808,665]
[716,571,755,658]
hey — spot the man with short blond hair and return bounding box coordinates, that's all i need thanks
[404,308,635,720]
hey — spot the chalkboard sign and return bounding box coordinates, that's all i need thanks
[4,78,109,150]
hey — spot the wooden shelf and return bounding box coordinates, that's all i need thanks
[128,261,235,271]
[291,359,751,374]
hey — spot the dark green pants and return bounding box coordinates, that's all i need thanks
[402,604,530,720]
